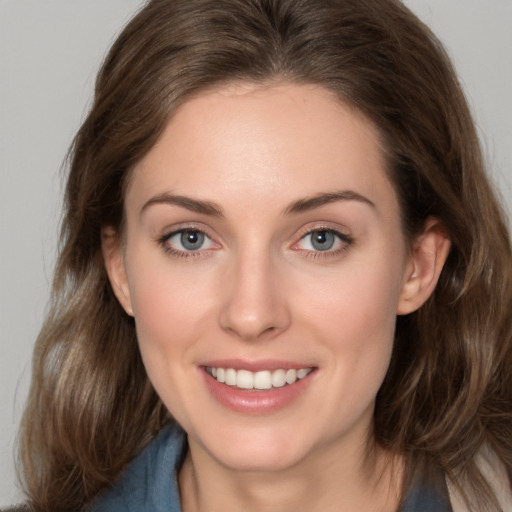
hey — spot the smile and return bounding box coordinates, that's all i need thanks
[205,367,313,390]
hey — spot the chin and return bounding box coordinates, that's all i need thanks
[191,423,313,473]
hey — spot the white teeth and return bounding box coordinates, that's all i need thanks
[271,369,286,388]
[207,366,312,390]
[225,368,237,386]
[285,369,297,384]
[236,370,253,389]
[297,368,309,379]
[254,371,272,390]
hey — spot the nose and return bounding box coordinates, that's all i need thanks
[218,250,291,341]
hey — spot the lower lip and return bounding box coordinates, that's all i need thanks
[202,369,314,414]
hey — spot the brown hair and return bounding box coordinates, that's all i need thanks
[18,0,512,510]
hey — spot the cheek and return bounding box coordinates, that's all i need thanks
[294,267,400,431]
[296,248,405,389]
[300,255,403,339]
[126,252,214,361]
[125,254,219,423]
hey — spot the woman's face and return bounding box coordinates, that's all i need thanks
[112,83,416,472]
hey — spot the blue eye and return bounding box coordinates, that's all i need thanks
[308,230,336,251]
[161,229,215,255]
[296,229,351,253]
[179,230,205,251]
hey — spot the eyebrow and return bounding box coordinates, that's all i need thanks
[141,193,225,217]
[141,189,375,218]
[283,190,375,215]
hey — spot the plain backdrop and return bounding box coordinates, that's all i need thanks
[1,0,511,507]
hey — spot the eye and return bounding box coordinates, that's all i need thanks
[304,230,337,251]
[159,228,216,256]
[294,228,352,254]
[175,230,207,251]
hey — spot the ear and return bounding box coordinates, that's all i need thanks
[397,217,451,315]
[101,226,134,316]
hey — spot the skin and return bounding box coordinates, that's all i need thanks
[103,82,450,512]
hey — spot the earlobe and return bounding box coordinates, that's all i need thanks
[101,227,134,316]
[397,218,451,315]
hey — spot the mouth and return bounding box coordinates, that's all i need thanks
[205,366,314,390]
[201,362,316,413]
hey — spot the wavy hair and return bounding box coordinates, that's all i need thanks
[18,0,511,510]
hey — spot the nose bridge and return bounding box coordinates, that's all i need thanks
[218,242,290,341]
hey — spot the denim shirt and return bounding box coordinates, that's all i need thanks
[89,425,452,512]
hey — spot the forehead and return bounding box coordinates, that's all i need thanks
[126,82,397,217]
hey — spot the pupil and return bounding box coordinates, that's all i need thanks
[181,231,204,250]
[311,230,334,251]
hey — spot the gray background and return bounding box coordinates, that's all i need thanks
[1,0,511,507]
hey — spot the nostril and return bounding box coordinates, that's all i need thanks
[217,267,291,340]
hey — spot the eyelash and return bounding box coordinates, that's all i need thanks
[292,227,354,260]
[157,226,216,259]
[157,226,354,260]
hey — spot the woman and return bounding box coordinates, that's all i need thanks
[14,0,512,511]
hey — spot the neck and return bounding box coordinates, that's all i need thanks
[179,434,404,512]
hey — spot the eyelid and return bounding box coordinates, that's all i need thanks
[290,224,354,255]
[157,221,218,240]
[293,222,352,242]
[157,223,221,258]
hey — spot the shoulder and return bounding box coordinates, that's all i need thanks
[88,423,187,512]
[400,465,452,512]
[448,447,512,512]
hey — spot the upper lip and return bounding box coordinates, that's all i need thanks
[200,359,316,372]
